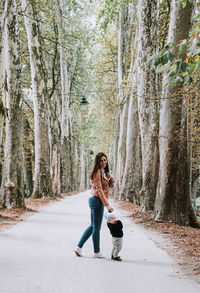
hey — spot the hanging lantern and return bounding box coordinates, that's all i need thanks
[80,97,89,106]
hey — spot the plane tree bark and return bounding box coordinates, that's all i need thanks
[22,0,52,198]
[0,0,5,189]
[114,1,131,195]
[137,0,160,211]
[155,0,195,225]
[1,0,24,208]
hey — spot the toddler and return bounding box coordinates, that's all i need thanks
[105,213,123,261]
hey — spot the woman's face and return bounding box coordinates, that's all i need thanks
[100,156,107,169]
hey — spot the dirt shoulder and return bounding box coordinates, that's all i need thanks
[114,198,200,284]
[0,192,76,231]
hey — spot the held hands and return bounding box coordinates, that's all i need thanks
[107,205,114,213]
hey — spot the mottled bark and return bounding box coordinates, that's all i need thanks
[112,114,120,179]
[114,1,131,195]
[51,144,60,195]
[57,0,73,192]
[118,2,142,202]
[60,136,72,192]
[0,0,5,96]
[22,0,52,198]
[120,64,142,203]
[69,113,81,191]
[0,1,5,83]
[71,136,78,191]
[80,144,86,191]
[85,155,89,189]
[137,0,160,211]
[155,0,195,225]
[1,0,24,208]
[24,115,33,197]
[50,89,62,194]
[0,0,5,190]
[115,99,129,194]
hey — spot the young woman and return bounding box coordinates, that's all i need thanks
[75,152,114,258]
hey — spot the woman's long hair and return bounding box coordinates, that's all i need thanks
[90,152,110,180]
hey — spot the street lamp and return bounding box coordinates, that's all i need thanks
[80,97,89,106]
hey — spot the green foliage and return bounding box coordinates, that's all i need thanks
[181,0,187,8]
[149,10,200,86]
[181,0,193,8]
[98,0,129,31]
[98,0,119,31]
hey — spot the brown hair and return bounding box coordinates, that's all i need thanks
[90,152,110,180]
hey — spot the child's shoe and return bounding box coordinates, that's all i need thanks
[112,255,122,261]
[74,246,82,257]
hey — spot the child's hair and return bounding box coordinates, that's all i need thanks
[105,212,114,223]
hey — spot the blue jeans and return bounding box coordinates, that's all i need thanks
[77,196,104,253]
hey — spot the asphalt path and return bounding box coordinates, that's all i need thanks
[0,191,199,293]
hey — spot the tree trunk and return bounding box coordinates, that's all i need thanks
[137,0,160,211]
[24,115,33,197]
[56,0,73,193]
[0,0,5,101]
[75,139,81,191]
[112,113,120,179]
[51,144,61,195]
[69,112,80,191]
[0,0,5,92]
[155,0,195,225]
[50,88,61,195]
[1,0,24,208]
[80,144,86,191]
[120,64,142,203]
[114,1,130,195]
[0,0,5,191]
[22,0,52,198]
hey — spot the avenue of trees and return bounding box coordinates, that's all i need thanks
[0,0,95,207]
[0,0,199,227]
[99,0,200,226]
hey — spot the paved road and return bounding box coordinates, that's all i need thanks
[0,191,199,293]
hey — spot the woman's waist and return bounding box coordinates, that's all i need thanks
[91,186,109,196]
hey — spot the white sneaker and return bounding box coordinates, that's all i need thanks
[93,252,105,258]
[75,247,82,257]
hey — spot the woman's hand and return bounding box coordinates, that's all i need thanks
[107,205,114,213]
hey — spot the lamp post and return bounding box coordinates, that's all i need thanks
[80,97,89,106]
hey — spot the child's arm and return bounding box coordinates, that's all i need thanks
[119,220,123,229]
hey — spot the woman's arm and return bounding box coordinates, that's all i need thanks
[107,173,114,187]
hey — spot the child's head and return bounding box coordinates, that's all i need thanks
[105,213,117,224]
[109,216,117,224]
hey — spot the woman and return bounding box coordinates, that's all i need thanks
[75,152,114,258]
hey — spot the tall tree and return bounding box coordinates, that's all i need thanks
[0,0,5,188]
[56,0,73,192]
[119,2,142,202]
[1,0,24,208]
[23,113,33,196]
[22,0,52,198]
[114,0,131,194]
[120,56,142,202]
[155,0,195,225]
[137,0,160,211]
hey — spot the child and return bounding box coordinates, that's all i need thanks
[105,213,123,261]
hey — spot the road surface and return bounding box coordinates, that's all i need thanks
[0,191,199,293]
